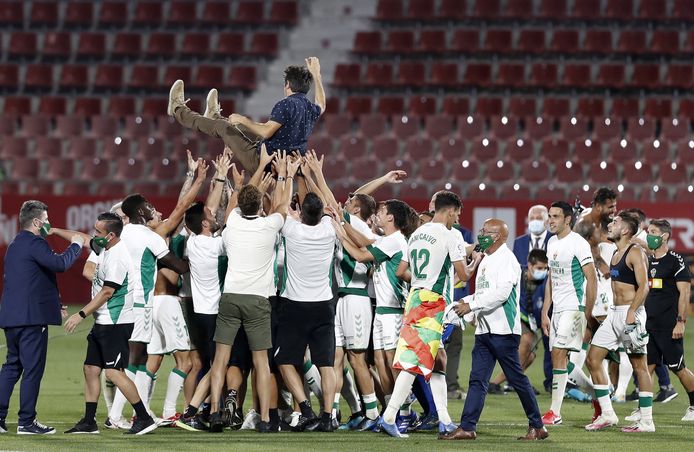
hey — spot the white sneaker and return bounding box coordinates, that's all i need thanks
[625,408,641,422]
[287,411,301,428]
[621,420,655,433]
[585,413,619,431]
[167,79,188,116]
[240,409,260,430]
[105,417,132,430]
[682,407,694,421]
[204,89,222,118]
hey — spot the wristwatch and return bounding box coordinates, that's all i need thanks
[677,315,686,324]
[277,176,286,182]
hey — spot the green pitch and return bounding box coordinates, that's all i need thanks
[0,310,692,451]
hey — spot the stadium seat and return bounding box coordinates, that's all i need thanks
[0,64,19,90]
[623,159,652,184]
[611,98,640,118]
[152,159,182,180]
[0,1,23,27]
[269,1,299,25]
[442,97,470,116]
[358,114,387,139]
[680,99,694,118]
[424,114,455,139]
[617,30,647,54]
[37,97,65,116]
[450,29,479,53]
[324,114,351,138]
[536,185,567,201]
[375,0,404,21]
[249,32,279,58]
[398,182,429,200]
[192,65,224,90]
[391,115,418,139]
[475,97,503,117]
[561,64,592,88]
[233,1,265,25]
[506,138,534,161]
[107,97,136,117]
[378,97,405,116]
[0,137,27,158]
[630,64,661,89]
[483,29,512,53]
[90,116,119,137]
[350,156,380,181]
[306,134,334,155]
[409,96,436,117]
[129,65,159,91]
[333,64,361,89]
[74,98,102,116]
[396,62,426,88]
[112,33,142,60]
[466,182,498,200]
[59,65,89,91]
[406,0,435,20]
[93,65,124,91]
[371,135,399,160]
[0,114,17,136]
[673,0,694,20]
[114,158,144,181]
[45,158,75,181]
[509,98,536,117]
[98,1,128,27]
[385,30,415,54]
[383,157,413,179]
[168,1,197,27]
[456,114,483,140]
[61,181,92,196]
[651,30,680,56]
[404,136,434,160]
[583,30,613,54]
[505,0,533,19]
[79,158,112,180]
[76,32,106,59]
[131,182,162,196]
[521,159,551,183]
[346,96,372,116]
[9,32,37,58]
[97,182,127,196]
[616,186,639,201]
[472,0,500,18]
[133,1,163,27]
[469,138,499,163]
[559,117,589,141]
[594,118,622,142]
[644,98,672,118]
[201,1,231,26]
[338,135,367,159]
[501,183,532,200]
[9,158,39,179]
[540,137,571,161]
[538,0,566,19]
[596,64,626,89]
[497,64,525,88]
[54,115,84,137]
[664,64,693,89]
[65,2,93,27]
[226,66,257,92]
[353,32,381,55]
[574,138,603,161]
[125,117,154,140]
[605,0,633,20]
[42,32,71,60]
[638,0,666,20]
[608,138,638,161]
[660,118,689,142]
[25,65,53,91]
[550,29,579,53]
[429,62,459,88]
[416,29,446,54]
[437,0,468,20]
[571,0,600,19]
[626,117,656,142]
[214,32,246,58]
[517,30,545,54]
[19,116,49,138]
[529,63,558,88]
[162,66,192,88]
[489,116,517,140]
[576,98,605,118]
[181,33,210,57]
[440,137,468,161]
[364,62,394,88]
[525,116,553,141]
[554,159,584,183]
[146,33,176,59]
[659,161,687,185]
[4,97,30,115]
[66,137,98,158]
[418,159,450,182]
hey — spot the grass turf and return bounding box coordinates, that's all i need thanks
[0,310,692,451]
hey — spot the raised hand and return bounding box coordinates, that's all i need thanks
[231,163,245,188]
[259,143,274,169]
[384,170,407,184]
[305,57,321,75]
[186,149,199,172]
[286,153,301,178]
[212,153,230,178]
[197,158,209,179]
[273,150,288,177]
[304,149,324,173]
[258,172,274,194]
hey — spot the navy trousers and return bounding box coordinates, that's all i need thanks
[460,333,543,432]
[0,326,49,426]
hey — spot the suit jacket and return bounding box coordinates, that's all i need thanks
[513,232,553,268]
[0,231,82,328]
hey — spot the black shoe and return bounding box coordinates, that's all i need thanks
[208,412,225,433]
[532,386,541,396]
[294,413,317,432]
[228,409,243,430]
[224,393,238,420]
[0,419,7,434]
[655,387,678,403]
[17,420,55,435]
[307,418,335,432]
[65,418,99,434]
[176,414,208,432]
[488,383,504,395]
[257,420,279,433]
[331,417,339,430]
[626,390,639,401]
[125,416,157,435]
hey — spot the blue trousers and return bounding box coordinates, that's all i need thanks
[460,333,543,431]
[0,326,49,426]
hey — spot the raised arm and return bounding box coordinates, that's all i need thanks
[354,170,407,196]
[48,227,91,246]
[178,150,201,203]
[331,218,374,263]
[206,150,233,218]
[223,161,246,224]
[271,153,301,219]
[159,251,190,275]
[248,143,275,188]
[30,238,83,273]
[306,57,326,114]
[155,159,209,238]
[304,150,339,212]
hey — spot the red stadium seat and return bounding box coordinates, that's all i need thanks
[489,116,517,140]
[233,1,264,25]
[338,134,367,159]
[576,98,605,118]
[673,0,694,20]
[538,0,566,19]
[404,136,434,160]
[353,32,381,55]
[97,182,127,196]
[227,66,257,92]
[536,185,568,201]
[506,137,534,161]
[112,33,142,60]
[74,98,102,116]
[201,2,231,26]
[391,115,419,139]
[182,33,210,57]
[154,115,182,138]
[306,134,334,155]
[4,97,30,115]
[168,1,197,27]
[321,154,345,180]
[425,114,455,139]
[108,97,136,117]
[608,138,638,162]
[42,32,71,60]
[630,64,661,89]
[192,65,224,90]
[509,98,536,117]
[642,139,669,162]
[429,62,459,88]
[133,1,163,27]
[0,64,19,90]
[573,138,603,161]
[146,33,176,59]
[418,159,450,183]
[131,182,162,196]
[0,114,18,136]
[65,2,93,27]
[152,159,182,180]
[66,137,98,158]
[45,158,75,181]
[114,158,144,181]
[76,33,106,59]
[540,137,571,161]
[440,137,467,161]
[550,29,579,53]
[584,30,613,54]
[375,0,404,21]
[664,65,693,89]
[561,64,592,88]
[559,117,589,141]
[351,157,380,181]
[416,30,446,54]
[644,98,672,118]
[617,30,647,54]
[346,96,372,116]
[626,117,656,142]
[497,63,525,88]
[677,140,694,163]
[0,137,27,159]
[396,62,426,88]
[162,66,192,88]
[680,99,694,118]
[358,114,387,139]
[0,1,23,27]
[529,63,558,88]
[249,32,279,58]
[484,29,512,53]
[129,65,159,91]
[506,0,533,19]
[125,117,154,140]
[25,65,53,91]
[467,183,498,200]
[324,114,351,138]
[214,32,246,58]
[98,1,127,27]
[472,0,500,18]
[623,160,652,184]
[611,98,640,118]
[102,139,132,160]
[554,159,584,183]
[660,118,689,142]
[450,29,479,53]
[594,118,622,142]
[269,1,299,25]
[596,64,626,89]
[571,0,600,19]
[10,158,40,179]
[638,0,666,20]
[378,97,405,116]
[61,181,92,196]
[398,182,429,200]
[501,183,532,200]
[408,97,436,118]
[333,64,361,89]
[372,135,399,160]
[9,32,37,58]
[90,116,119,137]
[659,161,687,185]
[605,0,634,20]
[521,159,552,183]
[651,30,680,56]
[94,65,124,91]
[59,65,89,91]
[525,116,553,141]
[456,114,483,139]
[442,97,470,116]
[364,62,394,87]
[53,115,85,138]
[469,138,499,163]
[517,30,545,54]
[406,0,435,20]
[438,0,468,20]
[476,97,503,117]
[385,30,415,54]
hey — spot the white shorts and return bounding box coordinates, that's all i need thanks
[550,309,586,352]
[130,303,153,343]
[373,310,403,350]
[334,294,373,350]
[147,295,191,354]
[592,305,647,354]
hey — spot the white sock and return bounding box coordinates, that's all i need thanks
[363,393,379,420]
[383,372,416,425]
[303,362,323,399]
[135,369,154,412]
[550,369,568,416]
[594,384,615,417]
[569,366,594,396]
[163,368,187,419]
[331,393,341,418]
[399,393,414,416]
[109,367,136,421]
[341,368,361,414]
[639,392,653,422]
[102,373,115,412]
[430,373,452,424]
[148,375,157,405]
[571,345,588,371]
[616,352,633,398]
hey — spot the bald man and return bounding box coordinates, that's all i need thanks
[441,219,546,441]
[513,205,552,268]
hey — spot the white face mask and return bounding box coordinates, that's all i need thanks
[528,219,545,235]
[532,269,548,281]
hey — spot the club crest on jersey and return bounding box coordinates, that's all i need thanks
[650,268,657,278]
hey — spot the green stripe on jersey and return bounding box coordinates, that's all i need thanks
[141,249,156,304]
[340,251,358,287]
[502,284,518,330]
[386,251,406,306]
[338,287,370,297]
[279,236,288,294]
[217,255,228,292]
[571,256,585,308]
[375,306,404,315]
[367,245,389,264]
[108,274,128,323]
[431,255,452,296]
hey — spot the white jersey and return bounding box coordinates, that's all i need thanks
[87,251,103,299]
[594,242,616,317]
[335,213,376,297]
[222,209,284,298]
[170,230,192,298]
[120,224,170,307]
[92,241,135,325]
[406,222,466,303]
[187,233,227,314]
[279,216,336,302]
[547,231,594,313]
[368,231,409,309]
[464,244,521,335]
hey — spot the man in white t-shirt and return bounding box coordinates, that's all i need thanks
[541,201,597,426]
[64,212,157,436]
[275,192,337,432]
[207,152,299,433]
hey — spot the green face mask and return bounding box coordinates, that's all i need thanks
[646,234,664,250]
[39,221,51,238]
[477,234,495,251]
[90,235,110,255]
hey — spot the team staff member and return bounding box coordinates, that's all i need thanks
[444,219,547,441]
[0,201,85,435]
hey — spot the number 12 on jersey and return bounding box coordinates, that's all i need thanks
[410,248,430,279]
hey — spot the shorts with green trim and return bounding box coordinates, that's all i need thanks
[214,293,272,351]
[550,309,586,352]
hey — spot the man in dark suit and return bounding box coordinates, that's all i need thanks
[0,200,85,434]
[513,205,552,268]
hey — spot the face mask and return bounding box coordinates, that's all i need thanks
[528,219,545,235]
[90,235,109,255]
[38,221,51,238]
[532,269,548,281]
[646,234,664,250]
[477,234,495,251]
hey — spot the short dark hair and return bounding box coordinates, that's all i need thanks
[184,202,205,235]
[623,207,646,225]
[237,185,262,217]
[592,187,617,206]
[433,191,462,212]
[528,249,548,265]
[284,65,312,94]
[19,200,48,229]
[402,204,420,238]
[97,212,123,236]
[300,192,324,226]
[383,200,412,233]
[550,201,574,224]
[649,218,671,237]
[353,193,376,220]
[616,210,639,237]
[121,194,147,219]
